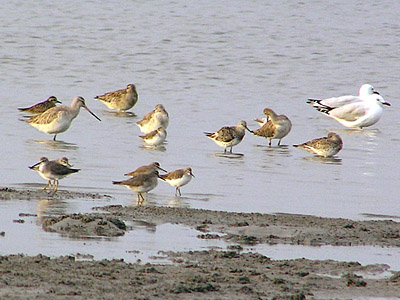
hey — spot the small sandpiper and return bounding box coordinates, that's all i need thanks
[29,157,80,193]
[113,170,160,205]
[160,167,195,197]
[27,96,101,141]
[140,127,167,147]
[204,120,252,153]
[293,132,343,157]
[18,96,61,115]
[124,162,167,177]
[94,84,138,112]
[252,108,292,146]
[136,104,169,134]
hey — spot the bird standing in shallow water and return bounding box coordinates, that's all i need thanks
[29,157,80,193]
[252,108,292,146]
[293,132,343,157]
[160,167,195,197]
[27,96,101,141]
[136,104,169,134]
[94,84,138,112]
[113,170,160,206]
[18,96,61,115]
[204,120,252,153]
[307,84,390,129]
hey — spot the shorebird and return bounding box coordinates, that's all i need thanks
[293,132,343,157]
[29,157,80,193]
[204,120,252,153]
[113,170,160,205]
[136,104,169,134]
[27,96,101,141]
[307,84,390,129]
[94,84,138,112]
[252,108,292,146]
[18,96,61,115]
[140,127,167,147]
[124,162,167,177]
[160,167,195,196]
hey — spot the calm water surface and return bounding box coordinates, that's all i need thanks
[0,1,399,266]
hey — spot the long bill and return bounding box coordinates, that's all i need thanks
[84,105,102,121]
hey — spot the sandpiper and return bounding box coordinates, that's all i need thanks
[94,84,138,112]
[140,127,167,147]
[18,96,61,115]
[27,96,101,141]
[293,132,343,157]
[113,170,160,205]
[29,157,80,193]
[252,108,292,146]
[204,120,252,153]
[160,167,195,197]
[124,162,167,177]
[136,104,169,134]
[307,84,390,129]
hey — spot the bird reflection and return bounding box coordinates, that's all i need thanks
[102,111,137,118]
[36,198,67,224]
[302,156,342,165]
[28,139,79,151]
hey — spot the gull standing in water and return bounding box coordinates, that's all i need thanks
[136,104,169,134]
[307,84,390,129]
[252,108,292,146]
[18,96,61,115]
[113,170,160,206]
[94,84,138,112]
[204,120,252,153]
[293,132,343,157]
[29,157,80,193]
[160,167,195,197]
[27,96,101,141]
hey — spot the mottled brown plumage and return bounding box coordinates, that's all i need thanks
[95,84,138,112]
[18,96,61,114]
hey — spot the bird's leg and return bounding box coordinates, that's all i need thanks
[178,188,181,197]
[53,180,59,193]
[269,139,272,147]
[230,147,233,153]
[53,134,57,141]
[278,139,281,146]
[41,180,51,191]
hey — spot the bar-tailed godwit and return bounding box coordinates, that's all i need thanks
[94,84,138,112]
[18,96,61,115]
[294,132,343,157]
[27,96,101,141]
[252,108,292,146]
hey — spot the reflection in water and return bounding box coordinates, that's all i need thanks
[213,152,244,159]
[36,198,67,223]
[102,111,137,118]
[334,128,380,139]
[139,145,167,152]
[256,144,292,157]
[302,156,342,165]
[28,139,79,151]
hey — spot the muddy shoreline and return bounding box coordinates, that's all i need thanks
[1,188,399,299]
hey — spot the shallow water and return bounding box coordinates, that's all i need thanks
[0,1,399,267]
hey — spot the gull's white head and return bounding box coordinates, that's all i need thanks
[359,84,380,97]
[367,94,391,107]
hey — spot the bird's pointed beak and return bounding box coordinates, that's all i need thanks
[83,105,102,121]
[383,102,391,106]
[29,161,41,169]
[156,166,168,172]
